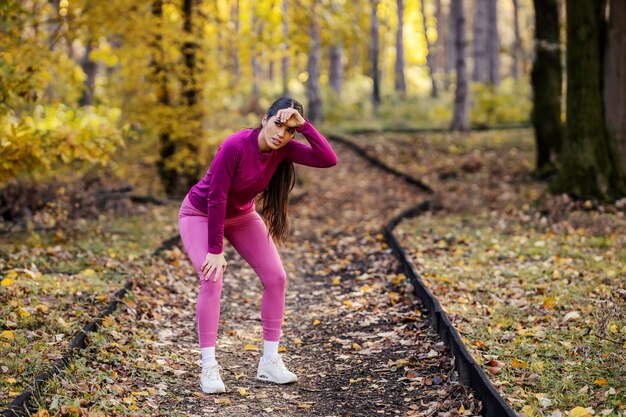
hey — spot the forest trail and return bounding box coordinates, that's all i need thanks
[99,139,478,416]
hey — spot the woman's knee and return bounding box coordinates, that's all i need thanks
[198,278,223,299]
[261,268,287,291]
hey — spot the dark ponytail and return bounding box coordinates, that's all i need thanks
[258,97,304,245]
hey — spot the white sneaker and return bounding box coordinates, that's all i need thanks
[256,354,298,384]
[200,361,226,393]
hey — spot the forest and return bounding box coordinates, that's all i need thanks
[1,0,625,416]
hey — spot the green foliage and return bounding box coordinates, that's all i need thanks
[470,78,532,127]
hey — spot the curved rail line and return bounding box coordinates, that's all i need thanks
[328,133,517,417]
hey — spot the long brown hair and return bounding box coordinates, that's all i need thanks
[258,97,304,245]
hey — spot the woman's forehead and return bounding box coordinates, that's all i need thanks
[270,114,299,128]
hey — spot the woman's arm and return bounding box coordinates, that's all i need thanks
[283,119,338,168]
[207,138,241,254]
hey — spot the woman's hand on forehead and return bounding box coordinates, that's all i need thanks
[275,108,305,127]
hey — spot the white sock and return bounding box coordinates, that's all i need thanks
[201,346,216,367]
[262,340,279,361]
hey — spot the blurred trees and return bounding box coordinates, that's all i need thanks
[2,0,539,196]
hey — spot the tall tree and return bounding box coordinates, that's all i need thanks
[329,44,343,94]
[433,0,444,84]
[531,0,562,172]
[231,0,240,83]
[394,0,406,95]
[511,0,522,79]
[307,1,322,122]
[472,0,488,82]
[78,39,97,106]
[604,0,626,173]
[486,0,500,85]
[445,0,457,89]
[371,0,381,110]
[421,0,438,97]
[281,0,289,95]
[553,0,626,199]
[450,0,469,131]
[152,0,177,196]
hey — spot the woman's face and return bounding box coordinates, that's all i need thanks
[261,113,298,151]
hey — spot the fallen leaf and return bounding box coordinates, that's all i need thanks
[244,343,259,351]
[568,407,593,417]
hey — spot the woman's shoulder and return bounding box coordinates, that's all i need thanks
[220,128,256,150]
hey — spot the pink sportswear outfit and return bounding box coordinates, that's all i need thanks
[178,120,337,347]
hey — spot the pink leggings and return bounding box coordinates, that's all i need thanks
[177,195,286,347]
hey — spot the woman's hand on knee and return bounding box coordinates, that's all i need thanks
[201,252,227,282]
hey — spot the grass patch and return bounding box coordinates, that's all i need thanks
[0,204,179,409]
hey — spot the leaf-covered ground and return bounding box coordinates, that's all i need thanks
[0,204,175,405]
[344,130,626,417]
[2,140,481,416]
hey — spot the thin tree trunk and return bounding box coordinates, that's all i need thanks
[307,7,322,122]
[395,0,406,95]
[450,0,469,130]
[79,40,97,106]
[445,0,457,89]
[531,0,562,172]
[512,0,522,79]
[433,0,443,80]
[329,44,343,94]
[421,0,438,97]
[486,0,500,85]
[473,0,488,82]
[371,0,381,110]
[604,0,626,173]
[182,0,198,107]
[553,0,626,199]
[450,0,469,131]
[251,7,260,101]
[232,0,240,81]
[281,0,289,95]
[152,0,176,196]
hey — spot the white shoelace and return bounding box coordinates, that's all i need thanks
[203,364,222,380]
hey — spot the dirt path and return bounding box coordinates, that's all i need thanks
[70,140,479,416]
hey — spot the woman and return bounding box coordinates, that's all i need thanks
[177,97,338,394]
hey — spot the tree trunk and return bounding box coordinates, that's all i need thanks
[232,0,240,82]
[307,8,322,122]
[450,0,469,131]
[473,0,488,82]
[512,0,522,79]
[604,0,626,173]
[434,0,443,81]
[553,0,626,199]
[395,0,406,95]
[79,40,97,106]
[421,0,438,97]
[486,0,500,85]
[182,0,198,107]
[329,44,343,94]
[531,0,562,172]
[371,0,381,110]
[445,0,457,90]
[281,0,289,95]
[152,1,176,196]
[251,7,261,102]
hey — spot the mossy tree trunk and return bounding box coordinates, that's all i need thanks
[604,0,626,174]
[552,0,626,200]
[531,0,562,173]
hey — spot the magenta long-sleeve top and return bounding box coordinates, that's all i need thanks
[187,119,338,254]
